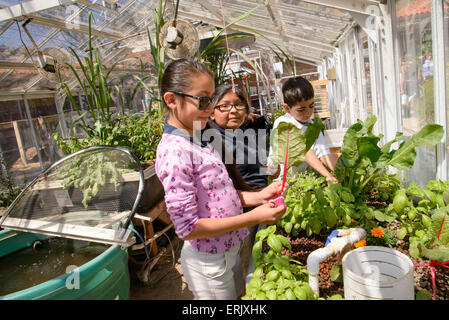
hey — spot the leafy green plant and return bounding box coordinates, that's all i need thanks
[55,12,164,163]
[334,115,444,200]
[394,180,449,248]
[269,118,323,176]
[244,224,344,300]
[64,14,147,137]
[56,150,135,207]
[55,110,164,163]
[144,0,165,114]
[243,225,317,300]
[0,170,22,209]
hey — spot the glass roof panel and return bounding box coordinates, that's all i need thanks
[0,22,57,63]
[0,0,357,93]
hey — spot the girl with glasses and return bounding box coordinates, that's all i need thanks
[155,59,286,300]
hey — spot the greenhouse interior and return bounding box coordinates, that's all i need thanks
[0,0,449,302]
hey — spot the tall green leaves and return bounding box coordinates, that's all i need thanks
[387,124,444,170]
[64,13,121,137]
[57,13,161,162]
[146,0,165,114]
[270,118,324,173]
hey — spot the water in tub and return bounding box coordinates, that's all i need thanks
[0,237,108,296]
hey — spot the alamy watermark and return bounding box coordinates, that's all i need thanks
[65,265,80,290]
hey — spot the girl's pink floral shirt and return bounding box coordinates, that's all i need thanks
[155,124,249,254]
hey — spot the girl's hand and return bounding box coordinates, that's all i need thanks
[258,181,287,203]
[248,202,286,225]
[325,175,339,183]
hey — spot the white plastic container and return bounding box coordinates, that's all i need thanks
[342,246,414,300]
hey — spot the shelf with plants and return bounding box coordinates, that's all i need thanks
[53,13,166,212]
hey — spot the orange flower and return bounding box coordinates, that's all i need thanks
[371,228,385,238]
[354,240,366,248]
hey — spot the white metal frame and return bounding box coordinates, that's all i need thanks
[431,0,448,181]
[0,0,78,23]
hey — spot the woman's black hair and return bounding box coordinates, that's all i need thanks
[212,83,249,113]
[281,76,314,107]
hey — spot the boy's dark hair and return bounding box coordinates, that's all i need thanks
[212,83,249,113]
[161,59,214,109]
[281,76,314,106]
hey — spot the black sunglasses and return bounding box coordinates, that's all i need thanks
[171,91,213,110]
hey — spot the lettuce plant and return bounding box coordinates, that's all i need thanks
[335,115,444,198]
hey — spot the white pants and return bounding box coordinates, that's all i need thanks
[181,240,243,300]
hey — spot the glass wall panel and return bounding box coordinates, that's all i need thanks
[359,32,373,116]
[396,0,435,187]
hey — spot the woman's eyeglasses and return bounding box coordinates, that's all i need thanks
[214,103,247,112]
[171,91,213,110]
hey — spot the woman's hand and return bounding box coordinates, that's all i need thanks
[258,181,286,203]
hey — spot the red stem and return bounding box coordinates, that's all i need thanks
[437,211,446,241]
[281,130,290,194]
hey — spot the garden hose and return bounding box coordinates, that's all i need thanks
[128,225,151,265]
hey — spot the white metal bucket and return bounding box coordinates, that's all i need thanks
[342,246,414,300]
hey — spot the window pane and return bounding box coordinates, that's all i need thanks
[396,0,435,186]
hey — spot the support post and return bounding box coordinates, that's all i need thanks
[431,0,448,181]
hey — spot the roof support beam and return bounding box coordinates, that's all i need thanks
[260,0,296,61]
[0,0,77,23]
[234,0,351,23]
[0,19,13,36]
[302,0,379,15]
[24,15,122,40]
[177,10,334,54]
[196,0,230,25]
[77,0,119,16]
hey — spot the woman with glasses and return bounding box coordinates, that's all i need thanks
[209,83,277,290]
[210,83,274,190]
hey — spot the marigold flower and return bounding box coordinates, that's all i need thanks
[371,228,385,238]
[354,240,366,248]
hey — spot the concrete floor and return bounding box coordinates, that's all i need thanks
[129,230,255,300]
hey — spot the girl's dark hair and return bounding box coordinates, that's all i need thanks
[212,83,249,113]
[281,76,314,106]
[161,59,214,108]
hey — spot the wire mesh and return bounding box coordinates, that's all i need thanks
[0,146,144,245]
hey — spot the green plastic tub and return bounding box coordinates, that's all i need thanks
[0,230,130,300]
